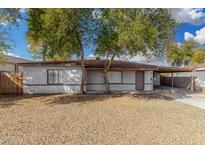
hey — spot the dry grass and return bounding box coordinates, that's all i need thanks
[0,93,205,144]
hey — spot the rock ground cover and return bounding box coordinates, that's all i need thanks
[0,94,205,144]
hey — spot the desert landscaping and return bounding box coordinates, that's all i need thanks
[0,93,205,144]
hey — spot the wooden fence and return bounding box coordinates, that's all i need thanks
[0,72,23,94]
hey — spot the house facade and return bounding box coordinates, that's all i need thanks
[18,60,158,94]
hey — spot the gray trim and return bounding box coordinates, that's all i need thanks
[24,84,80,86]
[86,83,135,85]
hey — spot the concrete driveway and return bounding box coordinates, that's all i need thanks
[157,86,205,110]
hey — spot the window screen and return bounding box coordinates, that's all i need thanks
[48,69,63,84]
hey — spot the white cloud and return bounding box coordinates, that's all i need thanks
[184,32,194,41]
[184,27,205,45]
[169,8,205,25]
[2,51,20,58]
[124,54,170,66]
[6,52,20,58]
[87,53,97,59]
[193,27,205,44]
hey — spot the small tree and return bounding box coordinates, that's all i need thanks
[167,41,196,66]
[167,42,183,66]
[181,41,196,65]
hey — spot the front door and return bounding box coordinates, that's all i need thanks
[136,71,144,90]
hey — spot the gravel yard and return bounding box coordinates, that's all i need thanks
[0,93,205,144]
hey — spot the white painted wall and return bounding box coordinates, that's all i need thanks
[85,71,105,92]
[86,85,106,92]
[22,66,82,94]
[0,55,29,72]
[108,71,121,83]
[109,84,136,91]
[23,85,80,94]
[174,71,205,87]
[86,71,104,84]
[86,70,136,92]
[23,67,154,93]
[0,63,15,72]
[144,71,153,91]
[153,72,160,86]
[122,71,135,83]
[0,63,23,72]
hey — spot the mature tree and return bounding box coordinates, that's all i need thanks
[95,9,177,93]
[192,49,205,64]
[0,9,21,59]
[27,9,95,93]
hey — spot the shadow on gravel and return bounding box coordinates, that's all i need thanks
[0,92,171,108]
[0,94,51,108]
[48,93,125,106]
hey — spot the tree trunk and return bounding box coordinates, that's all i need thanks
[104,54,115,94]
[42,50,46,61]
[80,44,86,94]
[104,70,110,93]
[42,46,47,61]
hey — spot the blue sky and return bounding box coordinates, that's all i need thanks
[5,8,205,60]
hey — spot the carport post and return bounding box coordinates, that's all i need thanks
[171,73,174,88]
[191,71,194,91]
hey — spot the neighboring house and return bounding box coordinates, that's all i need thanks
[0,55,30,72]
[192,63,205,88]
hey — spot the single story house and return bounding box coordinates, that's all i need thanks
[17,59,193,94]
[0,54,30,72]
[17,60,161,94]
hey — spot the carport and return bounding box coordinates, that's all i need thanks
[156,66,194,91]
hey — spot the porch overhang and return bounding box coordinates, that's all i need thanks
[157,67,193,73]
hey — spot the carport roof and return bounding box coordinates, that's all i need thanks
[157,66,193,73]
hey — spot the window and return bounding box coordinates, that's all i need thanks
[122,71,135,83]
[47,69,63,84]
[108,71,122,83]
